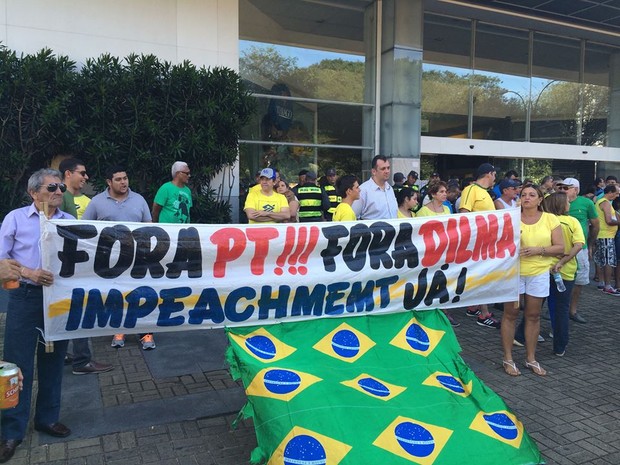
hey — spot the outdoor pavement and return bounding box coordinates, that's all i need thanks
[0,279,618,465]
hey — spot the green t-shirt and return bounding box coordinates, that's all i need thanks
[153,181,192,223]
[61,191,90,219]
[568,195,598,248]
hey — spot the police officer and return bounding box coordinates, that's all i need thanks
[294,171,330,222]
[320,168,341,221]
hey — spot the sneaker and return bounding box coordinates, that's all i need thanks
[73,360,114,375]
[537,334,545,342]
[140,334,156,350]
[111,334,125,348]
[513,339,524,347]
[64,354,74,366]
[466,307,481,317]
[445,313,460,327]
[570,313,587,324]
[603,287,620,296]
[597,283,604,290]
[555,350,565,357]
[476,316,500,329]
[549,332,554,339]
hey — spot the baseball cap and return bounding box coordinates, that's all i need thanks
[259,167,276,180]
[393,172,405,183]
[559,177,580,191]
[305,171,317,180]
[430,172,440,178]
[298,169,309,177]
[325,168,336,176]
[476,163,496,177]
[408,170,419,179]
[499,179,519,191]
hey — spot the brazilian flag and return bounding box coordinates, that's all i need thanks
[227,310,544,464]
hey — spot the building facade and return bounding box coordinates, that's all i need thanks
[4,0,620,217]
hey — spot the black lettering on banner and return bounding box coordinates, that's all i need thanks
[368,222,395,270]
[424,265,450,306]
[131,226,171,279]
[391,222,419,269]
[56,224,98,277]
[166,227,203,279]
[320,225,349,272]
[94,225,134,278]
[346,281,375,313]
[325,282,349,315]
[376,275,398,308]
[343,224,372,272]
[403,268,428,310]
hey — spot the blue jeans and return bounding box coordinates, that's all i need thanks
[1,285,68,441]
[70,338,91,369]
[547,276,575,354]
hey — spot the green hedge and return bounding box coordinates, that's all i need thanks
[0,46,254,222]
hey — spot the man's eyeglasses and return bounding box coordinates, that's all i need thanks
[72,170,88,177]
[45,183,67,193]
[557,186,573,191]
[179,171,191,176]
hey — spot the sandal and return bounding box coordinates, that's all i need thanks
[524,360,546,376]
[503,360,521,376]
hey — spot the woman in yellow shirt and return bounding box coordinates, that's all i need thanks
[416,182,450,217]
[543,192,584,357]
[396,187,418,219]
[501,184,564,377]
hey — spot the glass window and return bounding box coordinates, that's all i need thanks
[422,14,471,137]
[583,43,612,147]
[532,33,581,145]
[473,23,529,141]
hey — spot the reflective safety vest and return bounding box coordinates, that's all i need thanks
[297,185,324,221]
[324,184,341,217]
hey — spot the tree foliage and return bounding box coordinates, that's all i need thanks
[0,45,254,222]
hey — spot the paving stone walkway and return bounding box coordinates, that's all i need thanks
[0,279,618,464]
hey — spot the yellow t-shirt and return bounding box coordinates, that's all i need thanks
[397,209,415,219]
[459,183,495,212]
[596,197,618,239]
[74,195,91,220]
[550,215,585,281]
[520,212,561,277]
[244,190,288,224]
[416,205,451,217]
[333,202,357,221]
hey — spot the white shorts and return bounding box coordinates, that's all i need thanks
[574,247,590,286]
[519,273,550,298]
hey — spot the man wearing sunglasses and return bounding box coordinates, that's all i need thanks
[0,169,75,462]
[152,161,193,224]
[58,157,114,376]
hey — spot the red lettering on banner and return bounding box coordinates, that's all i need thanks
[420,213,513,267]
[275,227,296,276]
[210,228,247,278]
[454,215,473,263]
[419,221,448,267]
[274,226,320,275]
[496,212,517,258]
[246,228,279,275]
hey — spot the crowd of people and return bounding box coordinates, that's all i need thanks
[0,156,615,462]
[243,157,614,379]
[0,160,194,462]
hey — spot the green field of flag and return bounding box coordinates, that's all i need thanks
[226,309,544,465]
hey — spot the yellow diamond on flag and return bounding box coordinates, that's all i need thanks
[267,426,352,465]
[373,415,453,465]
[312,322,375,363]
[389,317,445,357]
[229,327,296,363]
[341,373,406,401]
[246,367,322,401]
[469,410,524,448]
[422,372,472,398]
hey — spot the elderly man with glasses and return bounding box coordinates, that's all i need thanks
[151,161,193,224]
[0,169,75,462]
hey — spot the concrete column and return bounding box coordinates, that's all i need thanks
[379,0,423,172]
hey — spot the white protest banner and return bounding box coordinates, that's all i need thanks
[40,209,520,341]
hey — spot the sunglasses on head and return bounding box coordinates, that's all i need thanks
[45,183,67,193]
